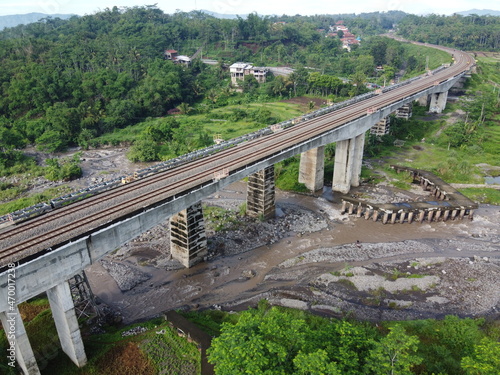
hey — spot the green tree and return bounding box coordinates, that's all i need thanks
[35,130,67,152]
[293,350,341,375]
[0,126,25,151]
[350,71,368,96]
[461,338,500,375]
[241,74,259,94]
[178,102,191,115]
[44,156,82,181]
[208,307,313,374]
[127,137,158,162]
[365,324,422,375]
[289,67,310,96]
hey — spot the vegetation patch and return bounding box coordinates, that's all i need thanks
[0,301,201,375]
[95,342,155,375]
[142,326,200,375]
[18,297,50,323]
[0,185,71,215]
[203,205,244,232]
[459,187,500,205]
[336,278,357,289]
[274,157,309,192]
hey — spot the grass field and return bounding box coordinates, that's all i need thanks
[96,101,303,146]
[401,43,453,79]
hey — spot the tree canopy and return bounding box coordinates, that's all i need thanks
[206,305,498,375]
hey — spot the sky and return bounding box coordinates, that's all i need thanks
[0,0,498,17]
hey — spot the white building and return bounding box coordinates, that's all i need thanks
[229,62,269,87]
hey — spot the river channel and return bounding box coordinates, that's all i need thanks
[85,181,500,323]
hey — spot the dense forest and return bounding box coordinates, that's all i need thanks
[397,13,500,50]
[0,7,498,173]
[201,303,500,375]
[0,7,435,164]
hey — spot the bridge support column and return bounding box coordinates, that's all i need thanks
[170,202,207,268]
[46,281,87,368]
[332,133,365,193]
[0,307,41,375]
[370,116,390,136]
[429,91,448,113]
[351,133,365,187]
[396,102,413,120]
[299,146,325,192]
[247,165,275,219]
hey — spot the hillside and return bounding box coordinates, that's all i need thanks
[455,9,500,16]
[0,12,75,30]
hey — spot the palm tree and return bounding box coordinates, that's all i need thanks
[178,102,191,115]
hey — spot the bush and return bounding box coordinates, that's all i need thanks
[128,138,159,162]
[44,156,82,181]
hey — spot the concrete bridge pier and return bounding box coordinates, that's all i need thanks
[46,281,87,368]
[370,116,390,136]
[247,165,275,219]
[427,210,435,222]
[332,133,365,193]
[298,146,325,192]
[429,90,449,113]
[396,103,413,120]
[0,307,40,375]
[170,202,207,268]
[434,210,442,221]
[390,213,397,224]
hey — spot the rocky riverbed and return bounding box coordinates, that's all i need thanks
[10,146,499,322]
[86,180,500,323]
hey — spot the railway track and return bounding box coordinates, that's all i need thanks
[0,44,474,267]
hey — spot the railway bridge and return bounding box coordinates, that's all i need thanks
[0,43,475,374]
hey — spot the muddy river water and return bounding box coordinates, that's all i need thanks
[85,182,500,323]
